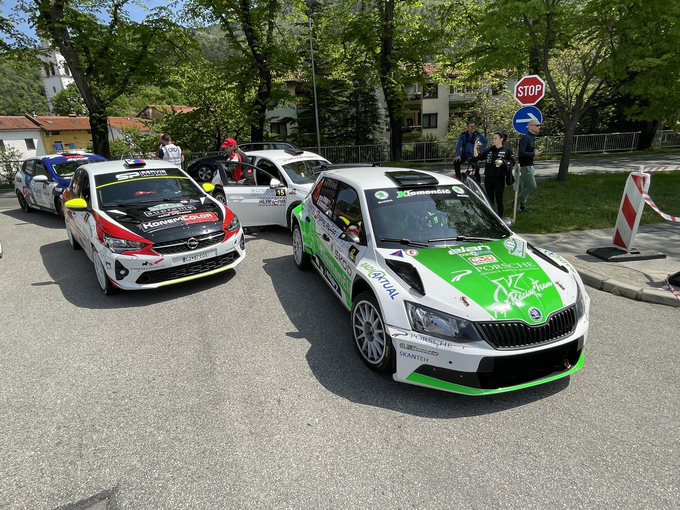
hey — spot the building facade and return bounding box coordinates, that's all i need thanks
[38,43,75,114]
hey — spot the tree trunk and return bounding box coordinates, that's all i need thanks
[638,120,659,150]
[387,98,403,161]
[557,117,578,181]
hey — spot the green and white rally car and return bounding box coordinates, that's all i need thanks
[291,168,590,395]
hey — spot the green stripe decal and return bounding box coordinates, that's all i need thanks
[405,353,584,395]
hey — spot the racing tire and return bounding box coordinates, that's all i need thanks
[93,247,118,295]
[351,292,394,372]
[213,189,226,204]
[16,190,32,213]
[292,221,310,270]
[55,197,64,220]
[197,165,214,182]
[66,222,82,250]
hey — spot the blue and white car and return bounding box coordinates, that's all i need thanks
[14,153,107,217]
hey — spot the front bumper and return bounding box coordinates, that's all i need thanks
[390,319,588,395]
[101,231,246,290]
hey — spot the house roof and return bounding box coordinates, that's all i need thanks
[34,115,91,131]
[108,116,151,132]
[0,116,41,131]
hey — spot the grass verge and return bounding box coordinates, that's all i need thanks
[507,171,680,234]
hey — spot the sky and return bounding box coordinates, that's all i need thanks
[2,1,175,42]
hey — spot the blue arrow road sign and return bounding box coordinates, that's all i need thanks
[513,106,542,135]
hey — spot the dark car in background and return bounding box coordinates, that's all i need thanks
[185,141,298,182]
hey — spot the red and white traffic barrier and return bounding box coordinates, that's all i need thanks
[640,165,680,173]
[612,171,650,249]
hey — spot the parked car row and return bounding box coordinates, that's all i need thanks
[12,150,591,397]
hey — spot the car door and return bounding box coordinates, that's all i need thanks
[29,160,58,211]
[66,168,94,257]
[220,162,287,227]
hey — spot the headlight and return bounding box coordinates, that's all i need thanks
[226,214,240,231]
[575,283,586,320]
[406,302,481,343]
[104,233,146,254]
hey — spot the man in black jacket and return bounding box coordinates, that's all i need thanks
[514,120,542,213]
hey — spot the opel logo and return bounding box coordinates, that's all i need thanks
[187,237,199,250]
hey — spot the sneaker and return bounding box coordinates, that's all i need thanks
[520,207,532,213]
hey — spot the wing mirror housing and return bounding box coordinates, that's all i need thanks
[202,182,215,193]
[33,175,49,183]
[339,231,360,244]
[64,198,88,210]
[269,178,282,188]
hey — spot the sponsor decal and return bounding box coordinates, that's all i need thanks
[258,197,286,207]
[313,209,320,219]
[141,258,164,267]
[144,205,196,218]
[477,261,539,274]
[276,189,286,196]
[106,261,112,269]
[469,255,497,265]
[331,243,354,277]
[404,249,418,257]
[399,343,439,357]
[390,250,404,258]
[398,351,429,363]
[148,203,185,211]
[359,262,399,300]
[504,238,526,258]
[452,186,464,194]
[115,169,168,180]
[460,296,470,307]
[348,245,359,263]
[83,213,90,222]
[317,195,331,211]
[529,307,543,322]
[313,254,342,295]
[451,270,472,282]
[139,216,184,233]
[555,281,565,290]
[449,245,491,255]
[397,189,451,198]
[374,190,390,200]
[391,329,457,350]
[490,273,554,319]
[182,212,218,224]
[289,189,297,196]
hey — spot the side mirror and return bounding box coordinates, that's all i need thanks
[269,178,282,188]
[202,182,215,193]
[64,198,88,210]
[502,217,515,228]
[339,231,360,244]
[33,175,49,183]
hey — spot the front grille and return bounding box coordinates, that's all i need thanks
[476,306,577,350]
[153,231,226,255]
[135,251,239,284]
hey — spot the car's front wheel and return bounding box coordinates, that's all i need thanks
[55,197,64,220]
[93,247,118,295]
[16,190,31,213]
[351,292,393,372]
[213,189,226,204]
[292,221,310,270]
[197,165,214,182]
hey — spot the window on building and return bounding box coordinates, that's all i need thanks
[270,122,287,135]
[25,138,36,150]
[423,84,438,99]
[0,139,4,148]
[53,87,57,93]
[423,114,438,129]
[53,140,64,151]
[51,131,60,136]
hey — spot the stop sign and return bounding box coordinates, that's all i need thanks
[514,75,546,106]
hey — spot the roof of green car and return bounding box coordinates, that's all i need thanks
[322,166,462,190]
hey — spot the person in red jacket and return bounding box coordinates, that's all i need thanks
[220,138,251,182]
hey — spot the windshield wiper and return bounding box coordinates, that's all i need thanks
[427,235,506,243]
[380,238,429,247]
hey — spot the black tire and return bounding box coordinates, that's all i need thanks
[93,247,118,295]
[213,189,226,204]
[16,190,32,213]
[66,222,82,250]
[197,165,215,182]
[55,197,64,220]
[292,221,310,270]
[351,292,394,372]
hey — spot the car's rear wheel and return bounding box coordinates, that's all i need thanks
[292,221,310,270]
[197,165,214,182]
[16,190,31,213]
[54,197,64,220]
[213,189,226,204]
[93,247,118,295]
[351,292,393,372]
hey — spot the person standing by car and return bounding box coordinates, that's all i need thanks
[514,120,542,213]
[472,131,515,217]
[152,134,184,169]
[214,138,251,183]
[453,121,487,182]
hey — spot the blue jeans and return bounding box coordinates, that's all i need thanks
[518,165,537,208]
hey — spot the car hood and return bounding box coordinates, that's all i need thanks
[103,199,225,243]
[379,237,576,323]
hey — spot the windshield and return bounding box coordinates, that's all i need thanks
[52,158,104,177]
[366,185,511,248]
[282,159,328,185]
[95,167,205,208]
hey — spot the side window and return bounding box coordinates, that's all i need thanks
[255,168,277,186]
[71,169,84,198]
[23,160,35,176]
[333,184,364,242]
[35,161,51,179]
[81,174,91,205]
[312,177,338,217]
[257,159,284,183]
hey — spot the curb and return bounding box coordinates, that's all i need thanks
[578,270,680,308]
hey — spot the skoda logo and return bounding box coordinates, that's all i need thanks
[187,237,199,250]
[529,307,542,322]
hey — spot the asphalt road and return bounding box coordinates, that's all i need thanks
[0,189,678,509]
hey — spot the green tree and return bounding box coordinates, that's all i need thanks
[23,1,195,159]
[51,81,86,115]
[0,61,48,115]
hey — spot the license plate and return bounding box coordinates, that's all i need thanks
[173,250,216,265]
